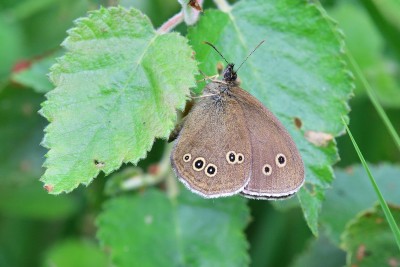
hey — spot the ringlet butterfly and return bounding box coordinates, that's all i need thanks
[170,41,304,199]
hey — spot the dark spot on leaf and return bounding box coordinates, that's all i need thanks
[364,212,373,218]
[44,184,54,192]
[94,159,105,168]
[294,117,302,129]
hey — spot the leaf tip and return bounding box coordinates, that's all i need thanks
[44,184,54,192]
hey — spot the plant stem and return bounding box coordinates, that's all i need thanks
[121,144,172,191]
[164,143,179,198]
[213,0,232,12]
[347,52,400,152]
[157,11,184,34]
[343,117,400,251]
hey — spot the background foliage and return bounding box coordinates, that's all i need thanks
[0,0,399,266]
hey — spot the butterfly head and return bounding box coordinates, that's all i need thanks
[203,40,264,84]
[223,63,237,82]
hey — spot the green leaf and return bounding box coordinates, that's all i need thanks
[290,234,345,267]
[341,204,400,267]
[329,1,400,108]
[320,164,400,245]
[359,0,400,60]
[97,188,250,267]
[40,7,197,194]
[342,121,400,250]
[187,0,353,235]
[42,239,108,267]
[12,51,61,93]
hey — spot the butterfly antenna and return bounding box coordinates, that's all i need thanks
[236,40,265,72]
[203,41,229,65]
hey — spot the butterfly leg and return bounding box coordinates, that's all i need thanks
[168,116,187,142]
[197,70,219,82]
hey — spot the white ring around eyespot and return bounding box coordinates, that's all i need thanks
[205,163,217,177]
[262,164,272,176]
[226,151,236,165]
[192,157,206,171]
[236,153,244,164]
[183,153,191,162]
[275,153,287,168]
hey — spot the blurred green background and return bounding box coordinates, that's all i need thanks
[0,0,399,266]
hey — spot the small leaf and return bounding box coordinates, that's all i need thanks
[97,188,250,267]
[12,51,62,93]
[188,0,353,235]
[321,164,400,245]
[341,204,400,267]
[40,7,197,194]
[42,239,108,267]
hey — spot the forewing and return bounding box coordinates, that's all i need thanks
[233,87,305,199]
[171,91,252,198]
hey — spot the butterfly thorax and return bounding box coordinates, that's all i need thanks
[202,63,239,106]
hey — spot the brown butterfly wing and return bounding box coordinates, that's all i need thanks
[171,86,252,198]
[232,87,305,199]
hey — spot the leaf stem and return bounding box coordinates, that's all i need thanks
[346,52,400,152]
[121,144,172,191]
[157,12,184,34]
[342,117,400,251]
[164,143,179,198]
[213,0,232,12]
